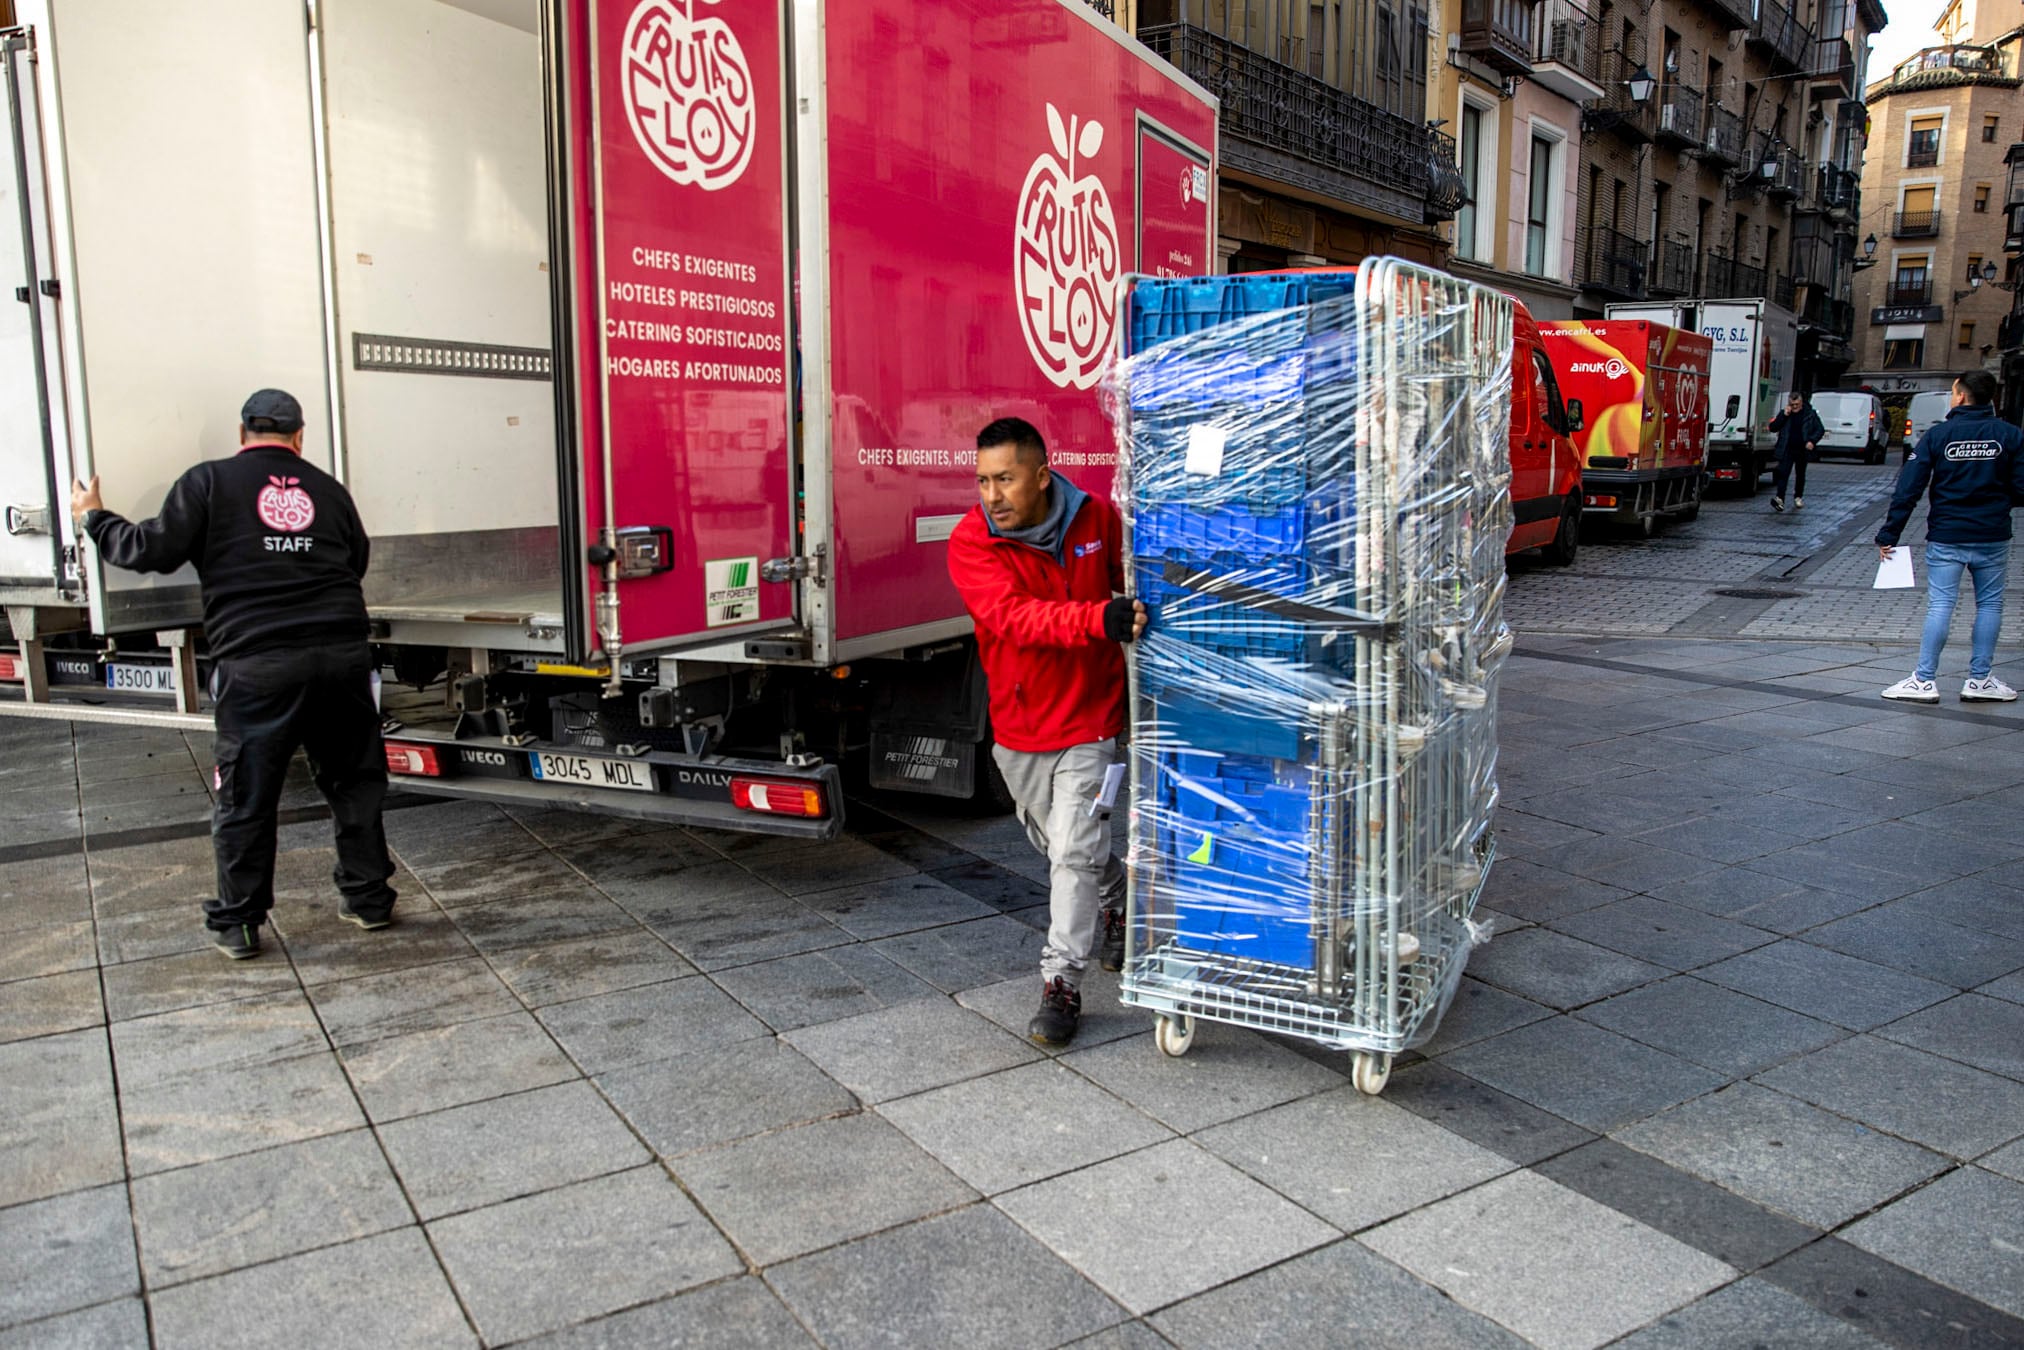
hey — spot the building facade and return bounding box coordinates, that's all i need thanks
[1854,0,2024,406]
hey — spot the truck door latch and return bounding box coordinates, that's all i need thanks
[761,543,827,587]
[612,525,674,579]
[6,506,51,536]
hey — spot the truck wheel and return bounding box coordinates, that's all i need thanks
[1542,495,1580,567]
[1866,443,1885,465]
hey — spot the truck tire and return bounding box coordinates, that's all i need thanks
[1865,442,1885,465]
[1542,495,1581,567]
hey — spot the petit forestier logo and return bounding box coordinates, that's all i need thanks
[621,0,755,191]
[1014,105,1120,391]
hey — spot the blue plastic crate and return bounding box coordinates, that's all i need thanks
[1134,502,1305,557]
[1156,750,1317,969]
[1128,272,1359,353]
[1128,401,1309,508]
[1136,560,1314,662]
[1139,667,1306,762]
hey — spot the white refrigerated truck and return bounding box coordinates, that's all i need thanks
[0,0,1218,836]
[1607,298,1798,493]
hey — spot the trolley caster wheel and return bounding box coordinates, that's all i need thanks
[1154,1013,1195,1058]
[1352,1052,1392,1096]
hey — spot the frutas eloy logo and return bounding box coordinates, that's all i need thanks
[621,0,755,191]
[256,476,314,532]
[1014,104,1120,391]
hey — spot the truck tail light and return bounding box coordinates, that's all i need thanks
[1585,494,1618,508]
[386,742,441,777]
[0,655,19,681]
[731,776,828,818]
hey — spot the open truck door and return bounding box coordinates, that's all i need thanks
[555,0,798,667]
[0,30,64,598]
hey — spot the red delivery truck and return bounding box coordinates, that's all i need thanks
[0,0,1216,837]
[1538,319,1712,536]
[1504,301,1587,566]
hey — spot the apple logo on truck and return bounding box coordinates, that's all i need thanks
[621,0,754,191]
[1015,105,1120,390]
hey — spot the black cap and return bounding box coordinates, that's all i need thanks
[241,388,303,435]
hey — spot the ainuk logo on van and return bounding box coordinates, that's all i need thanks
[1568,358,1630,380]
[621,0,755,192]
[1015,104,1120,391]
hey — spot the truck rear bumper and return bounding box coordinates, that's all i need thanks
[382,731,846,839]
[1581,465,1706,521]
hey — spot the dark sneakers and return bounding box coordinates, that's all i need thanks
[1028,978,1082,1046]
[338,899,394,930]
[1099,907,1126,972]
[209,923,261,960]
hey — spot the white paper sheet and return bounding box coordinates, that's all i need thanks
[1184,425,1226,477]
[1090,761,1127,817]
[1875,549,1915,589]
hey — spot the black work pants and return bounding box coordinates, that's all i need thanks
[1771,439,1808,499]
[204,640,395,930]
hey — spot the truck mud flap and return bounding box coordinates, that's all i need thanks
[380,732,844,839]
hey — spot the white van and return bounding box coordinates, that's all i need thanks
[1809,391,1888,464]
[1905,390,1953,453]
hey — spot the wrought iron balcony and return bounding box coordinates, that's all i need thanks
[1532,0,1604,100]
[1748,0,1809,73]
[1703,253,1768,299]
[1577,225,1648,296]
[1893,209,1942,238]
[1656,83,1703,146]
[1649,239,1695,296]
[1790,232,1841,290]
[1884,280,1934,306]
[1137,23,1436,227]
[1701,106,1744,165]
[1749,137,1804,197]
[1586,43,1656,139]
[1460,0,1538,76]
[1774,274,1796,308]
[1804,166,1859,217]
[1808,36,1854,99]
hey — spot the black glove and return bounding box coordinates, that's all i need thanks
[1103,597,1141,644]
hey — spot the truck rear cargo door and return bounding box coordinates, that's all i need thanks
[0,33,60,591]
[559,0,796,659]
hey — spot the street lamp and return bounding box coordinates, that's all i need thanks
[1627,66,1657,104]
[1952,261,1993,304]
[1852,233,1879,271]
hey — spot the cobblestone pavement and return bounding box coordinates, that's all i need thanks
[4,464,2024,1347]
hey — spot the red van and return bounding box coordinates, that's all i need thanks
[1505,301,1588,565]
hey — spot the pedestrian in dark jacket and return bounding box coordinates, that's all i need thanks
[1876,370,2024,703]
[69,389,397,959]
[948,416,1144,1046]
[1767,392,1824,512]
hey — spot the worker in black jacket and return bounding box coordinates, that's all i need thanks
[1767,392,1824,512]
[70,389,396,959]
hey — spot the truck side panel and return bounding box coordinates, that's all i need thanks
[819,0,1215,648]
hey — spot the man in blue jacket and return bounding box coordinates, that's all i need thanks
[1877,370,2024,703]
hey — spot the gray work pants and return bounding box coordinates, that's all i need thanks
[993,739,1126,989]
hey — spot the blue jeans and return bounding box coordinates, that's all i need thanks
[1917,541,2009,681]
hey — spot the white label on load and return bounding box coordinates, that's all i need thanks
[1184,424,1227,476]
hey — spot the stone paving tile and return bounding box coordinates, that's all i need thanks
[515,1278,815,1349]
[0,919,95,985]
[272,902,479,987]
[129,1129,411,1287]
[1441,1016,1725,1133]
[94,905,211,966]
[0,856,91,934]
[1574,977,1845,1078]
[487,929,696,1008]
[768,1204,1126,1350]
[0,1184,137,1331]
[1533,1138,1820,1273]
[879,1060,1172,1195]
[446,887,643,955]
[120,1048,366,1177]
[1616,1082,1947,1229]
[0,969,101,1043]
[1059,1020,1347,1134]
[793,872,999,941]
[1757,1235,2024,1350]
[1610,1278,1890,1349]
[1842,1168,2024,1320]
[710,943,942,1033]
[1982,1137,2024,1183]
[1464,927,1670,1011]
[430,1166,740,1344]
[641,888,854,972]
[0,1298,148,1350]
[408,846,588,908]
[1803,905,2024,990]
[1753,1035,2024,1159]
[996,1139,1340,1316]
[109,987,326,1086]
[1547,896,1776,972]
[1543,835,1726,894]
[511,810,691,852]
[1696,941,1957,1031]
[382,800,536,870]
[1360,1170,1735,1350]
[1626,815,1807,864]
[1887,875,2024,943]
[1472,858,1632,925]
[339,1009,578,1121]
[1982,969,2024,1006]
[305,956,518,1049]
[1386,1061,1598,1166]
[1148,1238,1526,1348]
[1196,1089,1513,1233]
[675,1112,975,1267]
[1741,844,1930,904]
[379,1080,648,1220]
[100,947,300,1023]
[957,974,1147,1055]
[737,837,919,896]
[149,1226,474,1350]
[785,997,1041,1103]
[0,1028,124,1209]
[1414,978,1555,1056]
[598,1037,857,1159]
[535,976,771,1075]
[1874,993,2024,1082]
[869,916,1049,994]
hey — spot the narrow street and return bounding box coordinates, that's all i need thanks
[3,460,2022,1348]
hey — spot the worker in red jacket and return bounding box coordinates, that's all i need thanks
[949,416,1146,1046]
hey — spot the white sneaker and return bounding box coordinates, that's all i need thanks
[1962,676,2019,702]
[1881,676,1939,703]
[1770,496,1784,513]
[1794,498,1804,509]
